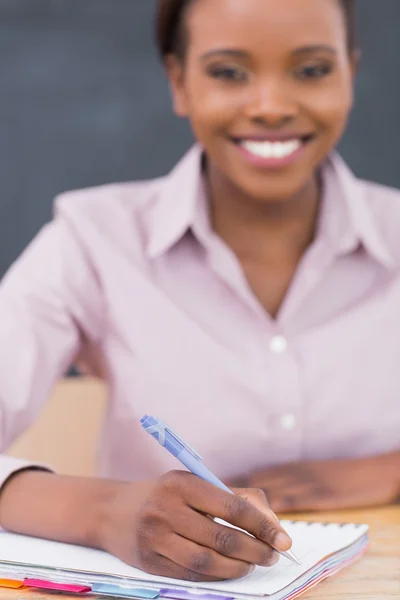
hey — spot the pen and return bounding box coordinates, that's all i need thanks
[140,415,300,566]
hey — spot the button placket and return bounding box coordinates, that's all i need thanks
[266,333,303,462]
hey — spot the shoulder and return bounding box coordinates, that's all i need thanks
[51,146,202,261]
[52,176,167,259]
[360,177,400,206]
[54,176,165,226]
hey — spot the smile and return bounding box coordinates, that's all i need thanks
[241,139,302,159]
[233,134,314,169]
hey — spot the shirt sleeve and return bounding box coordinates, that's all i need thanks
[0,212,104,489]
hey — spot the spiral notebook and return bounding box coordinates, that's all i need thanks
[0,520,369,600]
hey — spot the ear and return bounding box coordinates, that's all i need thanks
[164,54,189,118]
[349,48,362,82]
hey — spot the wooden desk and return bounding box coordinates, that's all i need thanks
[1,506,399,600]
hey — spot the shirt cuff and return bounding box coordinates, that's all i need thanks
[0,455,54,492]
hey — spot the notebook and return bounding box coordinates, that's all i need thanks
[0,520,368,600]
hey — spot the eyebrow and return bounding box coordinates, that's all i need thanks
[200,45,337,61]
[200,49,248,61]
[293,45,337,56]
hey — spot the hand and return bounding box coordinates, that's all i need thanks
[230,453,400,513]
[99,470,293,581]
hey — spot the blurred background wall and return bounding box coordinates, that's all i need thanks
[0,0,399,279]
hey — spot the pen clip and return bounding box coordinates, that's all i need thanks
[159,419,203,461]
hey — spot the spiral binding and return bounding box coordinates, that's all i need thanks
[285,520,364,528]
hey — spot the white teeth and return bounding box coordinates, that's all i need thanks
[240,139,302,159]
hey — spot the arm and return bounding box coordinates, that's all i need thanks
[0,468,293,580]
[228,450,400,513]
[0,208,292,581]
[0,212,104,535]
[0,470,110,548]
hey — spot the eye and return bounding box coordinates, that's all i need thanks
[207,65,248,83]
[295,63,333,80]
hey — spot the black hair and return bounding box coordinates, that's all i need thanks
[155,0,356,60]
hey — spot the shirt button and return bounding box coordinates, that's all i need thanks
[269,335,288,354]
[280,413,297,431]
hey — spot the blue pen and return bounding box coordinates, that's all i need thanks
[140,415,300,566]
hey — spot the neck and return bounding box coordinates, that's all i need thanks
[206,164,321,263]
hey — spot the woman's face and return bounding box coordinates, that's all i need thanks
[167,0,358,203]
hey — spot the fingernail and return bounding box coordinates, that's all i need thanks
[263,551,279,567]
[248,565,256,574]
[274,531,292,551]
[271,551,280,565]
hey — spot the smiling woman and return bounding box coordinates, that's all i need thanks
[155,0,360,321]
[160,0,357,209]
[0,0,399,586]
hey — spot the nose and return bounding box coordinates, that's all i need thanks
[244,80,298,126]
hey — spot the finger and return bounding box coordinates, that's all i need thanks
[176,473,292,553]
[233,487,271,510]
[170,505,278,567]
[158,533,254,580]
[139,551,224,582]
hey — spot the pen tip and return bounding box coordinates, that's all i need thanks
[285,549,301,565]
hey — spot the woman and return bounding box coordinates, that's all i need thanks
[0,0,399,582]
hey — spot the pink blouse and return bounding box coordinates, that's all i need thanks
[1,145,400,487]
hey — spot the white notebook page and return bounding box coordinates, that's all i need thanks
[0,521,368,596]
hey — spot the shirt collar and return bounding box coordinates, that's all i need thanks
[320,153,395,269]
[145,145,204,258]
[145,144,395,269]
